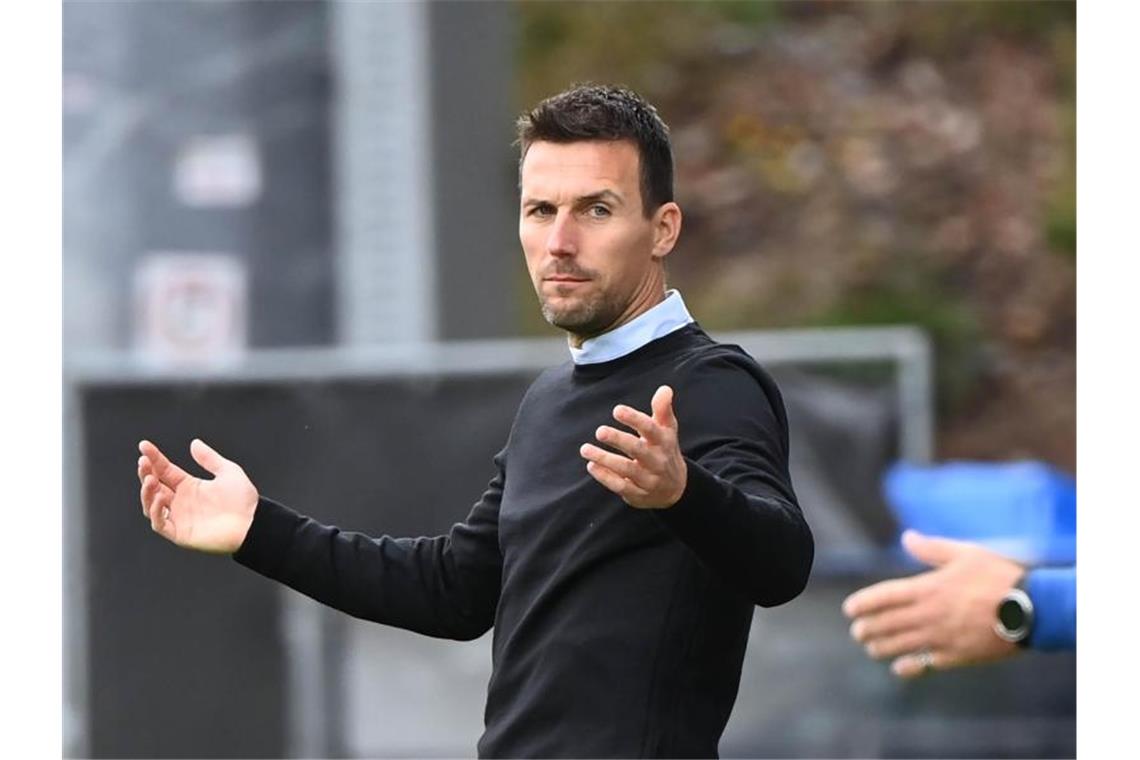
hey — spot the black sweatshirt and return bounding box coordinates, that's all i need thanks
[233,323,814,758]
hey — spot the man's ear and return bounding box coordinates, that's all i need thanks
[651,202,682,260]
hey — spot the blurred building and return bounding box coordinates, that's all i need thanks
[64,0,516,364]
[64,2,516,756]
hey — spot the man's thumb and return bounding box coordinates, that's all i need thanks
[190,438,228,477]
[901,529,968,568]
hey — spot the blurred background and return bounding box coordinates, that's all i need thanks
[63,1,1075,758]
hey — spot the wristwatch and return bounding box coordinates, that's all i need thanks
[994,579,1035,647]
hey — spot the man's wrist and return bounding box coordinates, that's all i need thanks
[659,459,688,509]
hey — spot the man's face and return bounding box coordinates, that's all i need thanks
[519,140,677,341]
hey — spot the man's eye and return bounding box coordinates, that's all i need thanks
[529,205,553,217]
[588,205,611,218]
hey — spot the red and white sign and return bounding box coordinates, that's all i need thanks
[134,252,247,366]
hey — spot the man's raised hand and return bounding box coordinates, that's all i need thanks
[137,438,259,554]
[580,385,688,509]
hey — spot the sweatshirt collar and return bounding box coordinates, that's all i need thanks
[568,289,695,365]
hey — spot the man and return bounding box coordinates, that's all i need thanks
[843,530,1075,678]
[138,84,814,758]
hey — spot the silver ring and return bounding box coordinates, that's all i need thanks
[916,648,935,674]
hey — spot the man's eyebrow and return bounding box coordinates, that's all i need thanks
[577,190,624,206]
[521,190,625,208]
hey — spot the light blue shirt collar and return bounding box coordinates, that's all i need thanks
[569,289,695,365]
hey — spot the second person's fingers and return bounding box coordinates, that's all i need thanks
[850,603,929,643]
[866,628,930,661]
[843,575,927,618]
[892,649,942,679]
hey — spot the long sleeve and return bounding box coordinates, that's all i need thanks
[1025,566,1076,651]
[656,351,814,607]
[231,450,506,641]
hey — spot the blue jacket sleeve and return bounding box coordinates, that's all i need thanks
[1025,566,1076,651]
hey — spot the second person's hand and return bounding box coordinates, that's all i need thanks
[842,530,1024,678]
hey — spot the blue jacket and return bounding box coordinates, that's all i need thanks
[1026,566,1076,650]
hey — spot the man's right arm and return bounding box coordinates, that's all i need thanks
[138,438,504,641]
[231,452,505,641]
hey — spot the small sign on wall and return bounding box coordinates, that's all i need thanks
[173,133,262,208]
[133,252,247,366]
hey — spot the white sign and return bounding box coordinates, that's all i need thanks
[173,133,262,208]
[134,252,247,366]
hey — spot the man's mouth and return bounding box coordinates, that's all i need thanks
[545,276,590,283]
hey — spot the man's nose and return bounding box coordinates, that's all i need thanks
[546,213,578,257]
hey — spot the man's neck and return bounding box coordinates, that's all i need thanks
[566,288,695,366]
[568,285,667,349]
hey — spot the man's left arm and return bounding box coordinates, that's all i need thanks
[579,356,813,606]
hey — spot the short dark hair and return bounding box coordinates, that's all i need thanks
[516,84,674,217]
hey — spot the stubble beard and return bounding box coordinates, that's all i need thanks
[539,287,624,339]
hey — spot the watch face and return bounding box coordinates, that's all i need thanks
[999,597,1027,633]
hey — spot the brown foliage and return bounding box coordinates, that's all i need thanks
[516,1,1075,471]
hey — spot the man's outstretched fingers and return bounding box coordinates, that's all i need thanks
[586,460,649,500]
[141,475,158,516]
[580,444,650,490]
[612,404,661,443]
[139,440,189,490]
[147,484,168,533]
[595,425,648,460]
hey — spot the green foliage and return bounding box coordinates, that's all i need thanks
[702,0,784,29]
[968,0,1075,37]
[1046,189,1076,260]
[807,279,983,414]
[898,0,1076,57]
[514,1,782,109]
[1046,62,1076,262]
